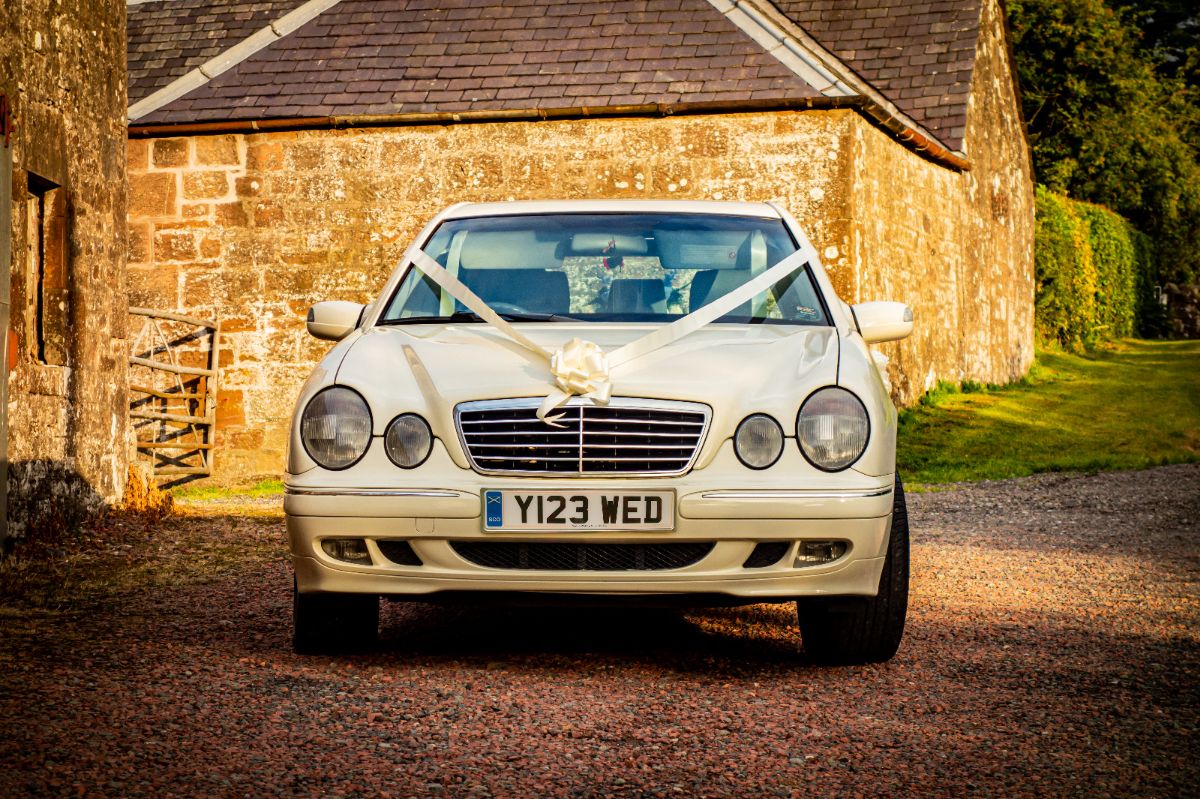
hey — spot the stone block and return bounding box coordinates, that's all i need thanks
[220,365,264,388]
[225,429,264,449]
[235,177,262,197]
[246,141,284,172]
[153,230,198,262]
[128,224,151,264]
[194,135,241,166]
[252,200,284,227]
[287,142,325,170]
[215,202,249,227]
[127,264,180,309]
[128,172,178,218]
[216,389,246,428]
[127,139,150,170]
[183,170,232,201]
[181,267,261,310]
[153,138,189,168]
[200,237,222,259]
[220,315,258,334]
[182,203,211,219]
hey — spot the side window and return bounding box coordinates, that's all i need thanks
[27,173,68,366]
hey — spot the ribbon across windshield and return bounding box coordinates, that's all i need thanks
[404,243,815,426]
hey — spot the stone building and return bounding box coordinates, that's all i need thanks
[125,0,1034,484]
[1,0,130,543]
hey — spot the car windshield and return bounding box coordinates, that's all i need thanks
[379,213,828,326]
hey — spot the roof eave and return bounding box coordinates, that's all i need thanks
[127,97,971,172]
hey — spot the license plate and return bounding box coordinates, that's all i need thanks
[482,490,675,532]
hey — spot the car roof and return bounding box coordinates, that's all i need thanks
[440,199,785,220]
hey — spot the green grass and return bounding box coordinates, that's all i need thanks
[898,339,1200,485]
[169,477,284,501]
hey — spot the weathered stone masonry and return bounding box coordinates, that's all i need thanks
[849,0,1034,401]
[128,91,1033,484]
[2,0,130,540]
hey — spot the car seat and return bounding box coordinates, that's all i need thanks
[460,268,570,313]
[607,278,668,315]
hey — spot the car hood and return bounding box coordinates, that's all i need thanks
[333,323,839,466]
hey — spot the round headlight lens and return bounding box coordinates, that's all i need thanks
[797,387,870,471]
[734,414,784,469]
[384,414,433,468]
[300,387,372,470]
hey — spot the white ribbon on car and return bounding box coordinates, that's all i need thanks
[407,247,812,426]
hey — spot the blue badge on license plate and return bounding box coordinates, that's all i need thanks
[484,490,503,528]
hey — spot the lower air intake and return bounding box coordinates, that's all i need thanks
[743,542,791,568]
[451,542,714,571]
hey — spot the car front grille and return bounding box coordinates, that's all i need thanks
[450,542,714,571]
[455,397,711,476]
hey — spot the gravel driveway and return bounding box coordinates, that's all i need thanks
[1,465,1197,798]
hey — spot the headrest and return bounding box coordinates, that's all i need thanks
[607,278,667,314]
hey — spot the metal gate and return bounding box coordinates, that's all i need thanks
[128,307,220,484]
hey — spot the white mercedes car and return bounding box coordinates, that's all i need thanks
[286,200,914,663]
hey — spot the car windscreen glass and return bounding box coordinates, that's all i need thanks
[379,213,828,326]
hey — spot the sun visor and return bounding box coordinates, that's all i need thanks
[656,230,760,270]
[456,231,563,269]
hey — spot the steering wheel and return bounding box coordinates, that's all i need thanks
[488,301,531,315]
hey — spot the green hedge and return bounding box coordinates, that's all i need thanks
[1035,187,1153,349]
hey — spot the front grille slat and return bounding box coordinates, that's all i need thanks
[452,542,714,571]
[456,398,710,476]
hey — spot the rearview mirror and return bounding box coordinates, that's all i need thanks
[851,301,913,343]
[306,301,365,341]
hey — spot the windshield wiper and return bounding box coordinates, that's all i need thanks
[377,311,483,325]
[496,311,582,322]
[378,310,581,325]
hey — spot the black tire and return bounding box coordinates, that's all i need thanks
[292,578,379,655]
[796,475,909,665]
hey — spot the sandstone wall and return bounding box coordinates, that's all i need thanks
[127,90,1033,484]
[850,0,1035,401]
[2,0,129,540]
[127,111,856,481]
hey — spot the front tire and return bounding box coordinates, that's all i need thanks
[292,578,379,655]
[796,475,909,665]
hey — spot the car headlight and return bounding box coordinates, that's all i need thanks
[797,387,870,471]
[300,386,372,470]
[384,414,433,468]
[734,414,784,469]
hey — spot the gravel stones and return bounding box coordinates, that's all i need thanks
[1,465,1197,798]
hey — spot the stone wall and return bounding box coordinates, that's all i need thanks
[126,111,856,481]
[848,0,1035,401]
[2,0,130,541]
[127,66,1033,483]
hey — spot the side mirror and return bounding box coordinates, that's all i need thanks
[306,301,366,341]
[851,301,913,343]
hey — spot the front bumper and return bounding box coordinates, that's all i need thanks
[286,443,895,600]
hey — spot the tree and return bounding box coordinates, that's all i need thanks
[1007,0,1200,286]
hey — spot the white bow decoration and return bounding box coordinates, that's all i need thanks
[539,338,613,425]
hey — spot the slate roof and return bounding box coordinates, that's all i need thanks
[130,0,819,124]
[127,0,985,152]
[773,0,980,148]
[128,0,310,104]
